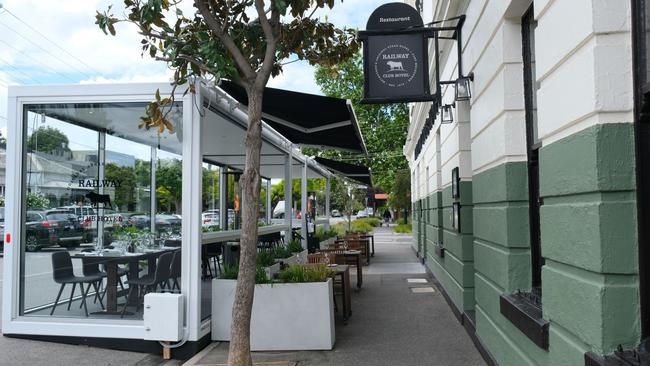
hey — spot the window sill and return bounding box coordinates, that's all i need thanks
[499,292,549,350]
[585,339,650,366]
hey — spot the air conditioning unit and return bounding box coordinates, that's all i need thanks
[143,293,184,341]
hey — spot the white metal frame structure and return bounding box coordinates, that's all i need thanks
[2,81,332,352]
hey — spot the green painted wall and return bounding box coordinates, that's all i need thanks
[539,123,640,356]
[425,181,475,312]
[466,123,641,365]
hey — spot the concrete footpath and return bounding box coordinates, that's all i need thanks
[0,227,484,366]
[0,265,172,366]
[187,227,485,366]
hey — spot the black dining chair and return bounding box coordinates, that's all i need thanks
[120,251,174,317]
[203,243,222,278]
[169,250,181,292]
[50,251,104,317]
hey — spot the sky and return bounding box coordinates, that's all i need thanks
[0,0,393,136]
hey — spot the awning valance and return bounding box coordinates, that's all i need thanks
[219,80,367,154]
[314,156,372,187]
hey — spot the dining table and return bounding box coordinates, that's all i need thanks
[73,247,176,315]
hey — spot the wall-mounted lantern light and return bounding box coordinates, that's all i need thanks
[441,104,454,124]
[451,167,460,198]
[452,202,461,232]
[455,73,474,102]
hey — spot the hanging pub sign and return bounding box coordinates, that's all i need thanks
[358,3,438,104]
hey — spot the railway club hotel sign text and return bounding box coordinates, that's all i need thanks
[358,2,435,104]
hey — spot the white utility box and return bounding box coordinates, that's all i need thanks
[143,293,184,341]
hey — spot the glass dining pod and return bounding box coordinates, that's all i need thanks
[1,81,338,357]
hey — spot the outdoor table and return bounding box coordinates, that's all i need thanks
[164,238,182,247]
[340,238,370,265]
[335,250,363,289]
[73,248,174,315]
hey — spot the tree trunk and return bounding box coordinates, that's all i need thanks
[227,87,263,366]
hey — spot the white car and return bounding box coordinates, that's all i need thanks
[356,209,369,218]
[202,212,220,227]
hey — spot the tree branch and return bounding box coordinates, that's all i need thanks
[194,0,255,81]
[254,0,274,43]
[255,0,278,88]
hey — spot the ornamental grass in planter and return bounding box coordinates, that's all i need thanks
[212,263,336,350]
[315,227,338,249]
[257,250,280,279]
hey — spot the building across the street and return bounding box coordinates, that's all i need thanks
[404,1,646,365]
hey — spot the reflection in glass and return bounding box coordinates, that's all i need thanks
[20,102,183,320]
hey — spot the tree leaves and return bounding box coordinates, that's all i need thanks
[138,89,175,134]
[96,0,360,136]
[95,5,118,36]
[313,53,410,192]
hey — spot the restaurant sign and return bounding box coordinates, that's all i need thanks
[358,3,436,104]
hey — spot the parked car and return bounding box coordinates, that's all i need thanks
[24,211,58,252]
[45,210,85,248]
[272,201,298,219]
[331,209,341,217]
[356,209,369,218]
[127,213,150,229]
[156,214,182,233]
[202,212,220,229]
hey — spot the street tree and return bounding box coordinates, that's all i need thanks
[313,54,409,192]
[95,1,358,364]
[388,169,411,224]
[156,159,183,214]
[26,127,71,155]
[104,163,137,211]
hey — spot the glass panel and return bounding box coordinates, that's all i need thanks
[527,17,539,145]
[202,163,221,231]
[20,102,183,320]
[22,111,99,315]
[201,162,221,320]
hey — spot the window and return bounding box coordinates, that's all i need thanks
[635,0,650,340]
[20,102,183,320]
[523,6,543,295]
[499,6,549,350]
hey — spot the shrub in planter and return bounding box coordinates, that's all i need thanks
[285,240,307,264]
[278,264,334,283]
[212,264,336,350]
[257,251,280,279]
[219,263,271,284]
[272,246,293,261]
[287,239,304,253]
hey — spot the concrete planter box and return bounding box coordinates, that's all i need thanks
[264,262,280,279]
[319,237,336,249]
[211,278,335,350]
[293,249,308,264]
[280,249,308,265]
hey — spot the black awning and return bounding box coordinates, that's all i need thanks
[219,80,367,153]
[314,157,372,187]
